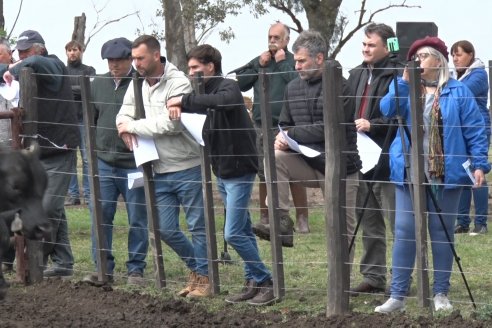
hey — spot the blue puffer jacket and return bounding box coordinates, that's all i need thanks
[380,77,491,187]
[458,59,490,139]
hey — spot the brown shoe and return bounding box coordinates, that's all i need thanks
[187,274,211,298]
[247,279,276,306]
[350,281,384,297]
[177,271,197,297]
[225,279,258,304]
[295,214,310,234]
[127,272,146,287]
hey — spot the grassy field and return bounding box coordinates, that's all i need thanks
[64,195,492,320]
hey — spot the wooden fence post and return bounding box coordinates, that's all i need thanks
[259,69,285,299]
[18,67,43,284]
[323,60,349,315]
[407,61,430,309]
[192,72,220,294]
[79,75,109,283]
[131,73,166,288]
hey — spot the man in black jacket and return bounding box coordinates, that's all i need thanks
[348,23,399,296]
[167,44,275,305]
[64,40,96,206]
[252,30,361,250]
[2,30,80,277]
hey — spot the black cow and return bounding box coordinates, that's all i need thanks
[0,144,49,299]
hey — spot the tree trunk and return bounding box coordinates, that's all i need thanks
[72,13,86,47]
[163,0,187,72]
[181,0,197,54]
[301,0,341,51]
[0,0,5,33]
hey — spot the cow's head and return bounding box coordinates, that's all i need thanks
[0,143,50,240]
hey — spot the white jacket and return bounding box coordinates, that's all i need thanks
[116,60,200,174]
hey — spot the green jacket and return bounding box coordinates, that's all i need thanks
[92,70,136,169]
[236,49,297,125]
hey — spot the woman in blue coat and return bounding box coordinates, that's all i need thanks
[375,37,490,314]
[451,40,490,235]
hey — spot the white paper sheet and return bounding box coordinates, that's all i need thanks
[278,126,321,158]
[127,171,144,190]
[133,136,159,167]
[356,132,382,174]
[462,159,476,184]
[181,113,206,146]
[0,81,20,106]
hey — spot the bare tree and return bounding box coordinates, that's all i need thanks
[71,1,139,50]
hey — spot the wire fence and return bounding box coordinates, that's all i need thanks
[2,61,492,316]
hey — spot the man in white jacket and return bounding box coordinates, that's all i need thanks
[116,35,210,297]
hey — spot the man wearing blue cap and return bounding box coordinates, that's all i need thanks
[82,37,149,286]
[2,29,79,278]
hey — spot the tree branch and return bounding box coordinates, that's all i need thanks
[330,0,420,58]
[270,1,304,33]
[85,11,139,49]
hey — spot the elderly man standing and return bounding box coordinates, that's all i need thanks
[82,38,148,286]
[236,22,309,234]
[116,35,209,297]
[2,30,79,277]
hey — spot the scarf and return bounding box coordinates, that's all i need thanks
[425,87,444,179]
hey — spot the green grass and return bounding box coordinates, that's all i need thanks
[63,199,492,319]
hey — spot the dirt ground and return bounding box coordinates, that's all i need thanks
[0,278,491,328]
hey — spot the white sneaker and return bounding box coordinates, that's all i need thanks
[374,297,406,313]
[434,293,453,311]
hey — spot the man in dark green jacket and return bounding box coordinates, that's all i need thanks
[81,38,148,286]
[236,22,310,233]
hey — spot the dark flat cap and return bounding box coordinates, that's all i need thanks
[407,36,449,62]
[101,37,132,59]
[15,30,45,51]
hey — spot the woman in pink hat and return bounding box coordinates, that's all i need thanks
[374,37,490,313]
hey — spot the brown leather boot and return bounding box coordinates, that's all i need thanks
[295,213,310,233]
[177,271,197,297]
[187,274,211,297]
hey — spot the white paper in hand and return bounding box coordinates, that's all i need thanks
[0,80,20,106]
[133,137,159,167]
[462,159,476,184]
[278,126,321,158]
[356,132,382,174]
[181,113,206,146]
[128,171,144,189]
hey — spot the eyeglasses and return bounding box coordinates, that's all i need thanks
[412,52,432,61]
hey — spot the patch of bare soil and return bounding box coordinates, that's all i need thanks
[1,279,490,327]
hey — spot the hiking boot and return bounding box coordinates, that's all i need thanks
[434,293,453,311]
[252,215,294,247]
[350,282,384,297]
[82,272,114,285]
[64,196,81,206]
[375,298,405,313]
[177,271,197,297]
[469,225,488,236]
[43,266,73,279]
[127,272,146,286]
[454,224,469,234]
[225,279,259,304]
[187,274,211,298]
[295,214,310,234]
[247,279,276,306]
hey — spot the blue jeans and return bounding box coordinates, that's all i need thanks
[154,165,208,276]
[90,159,148,274]
[218,173,271,283]
[457,184,488,227]
[42,150,76,268]
[68,122,89,199]
[390,185,461,299]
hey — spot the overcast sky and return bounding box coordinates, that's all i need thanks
[4,0,491,85]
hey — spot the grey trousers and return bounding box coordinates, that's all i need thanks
[356,180,395,288]
[42,150,76,269]
[275,150,359,254]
